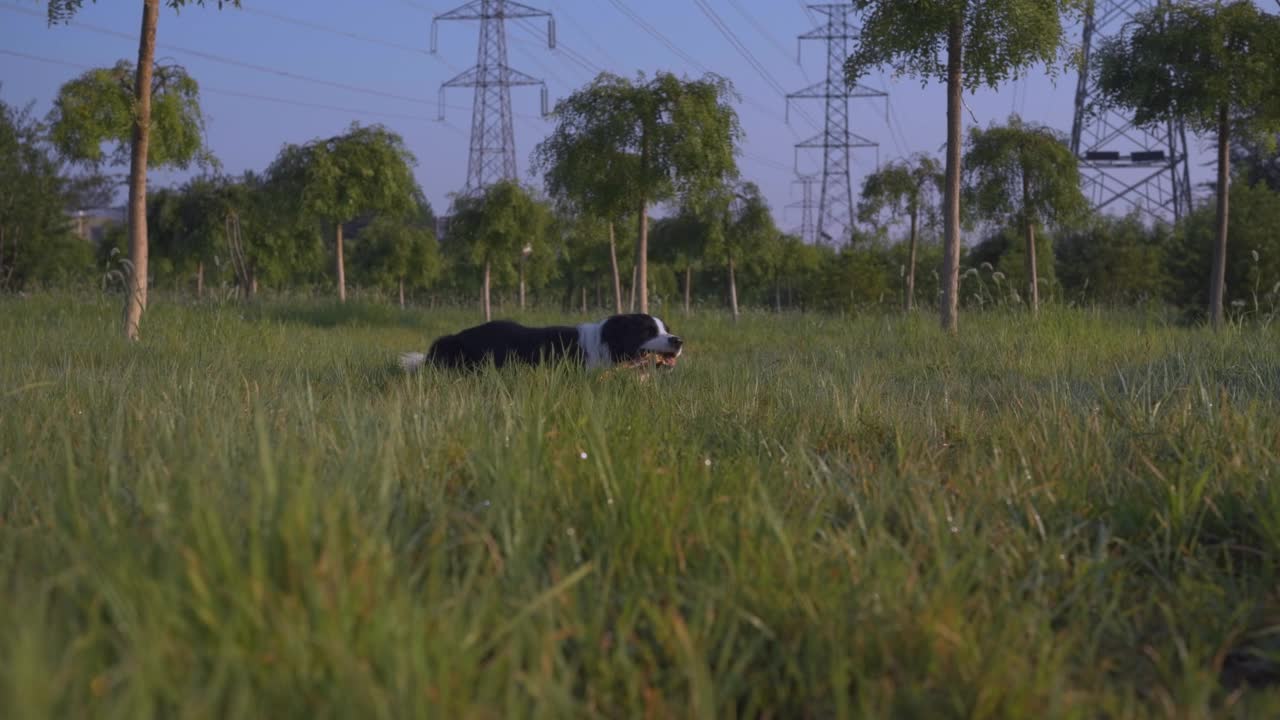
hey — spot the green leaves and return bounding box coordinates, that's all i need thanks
[845,0,1084,91]
[534,71,742,217]
[48,60,210,171]
[857,154,944,231]
[1093,1,1280,138]
[962,115,1085,230]
[353,216,442,293]
[446,181,554,287]
[266,123,419,229]
[47,0,241,25]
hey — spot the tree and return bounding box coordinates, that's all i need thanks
[266,123,420,303]
[534,71,741,314]
[651,212,707,315]
[857,154,943,311]
[1056,214,1174,305]
[353,216,442,308]
[846,0,1083,333]
[962,115,1086,314]
[47,0,240,340]
[446,181,552,321]
[704,181,778,321]
[0,97,70,289]
[1094,0,1280,328]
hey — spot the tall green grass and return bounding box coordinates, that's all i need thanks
[2,293,1279,718]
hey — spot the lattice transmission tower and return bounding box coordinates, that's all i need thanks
[433,0,555,193]
[787,174,819,244]
[787,4,884,245]
[1071,0,1192,221]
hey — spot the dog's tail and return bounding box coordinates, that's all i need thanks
[399,352,429,373]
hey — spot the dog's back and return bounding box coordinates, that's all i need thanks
[402,321,580,372]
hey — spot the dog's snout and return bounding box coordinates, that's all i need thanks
[669,335,683,349]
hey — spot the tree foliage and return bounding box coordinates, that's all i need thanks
[266,123,420,301]
[858,154,943,310]
[47,0,237,24]
[445,181,554,319]
[963,115,1085,312]
[845,0,1083,91]
[534,71,741,313]
[48,61,210,171]
[1094,0,1280,328]
[844,0,1083,332]
[352,216,442,306]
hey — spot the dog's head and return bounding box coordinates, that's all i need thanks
[600,314,683,368]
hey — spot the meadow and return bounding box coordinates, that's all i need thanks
[2,292,1279,718]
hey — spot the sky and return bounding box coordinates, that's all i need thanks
[0,0,1227,234]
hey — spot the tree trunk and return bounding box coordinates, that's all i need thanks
[582,286,587,313]
[196,261,204,299]
[519,258,527,310]
[637,202,649,314]
[940,13,964,335]
[905,206,918,311]
[122,0,160,341]
[1210,104,1230,330]
[1022,173,1039,316]
[608,221,623,314]
[248,271,257,298]
[482,260,491,322]
[335,222,346,303]
[399,276,406,309]
[684,265,692,315]
[728,256,739,321]
[629,265,637,312]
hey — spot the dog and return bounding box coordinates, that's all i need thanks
[400,313,683,372]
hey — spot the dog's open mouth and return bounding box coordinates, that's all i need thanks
[648,351,679,368]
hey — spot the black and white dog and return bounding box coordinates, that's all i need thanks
[400,313,683,372]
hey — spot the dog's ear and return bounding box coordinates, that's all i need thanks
[600,315,653,362]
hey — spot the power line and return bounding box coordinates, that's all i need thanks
[0,47,470,136]
[725,0,809,81]
[0,1,550,123]
[691,0,820,131]
[603,0,709,74]
[239,5,460,73]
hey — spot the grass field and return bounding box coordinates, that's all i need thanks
[3,292,1280,718]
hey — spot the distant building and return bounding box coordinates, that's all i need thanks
[68,206,125,244]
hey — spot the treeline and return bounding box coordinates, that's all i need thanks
[4,89,1280,320]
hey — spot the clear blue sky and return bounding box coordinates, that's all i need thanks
[0,0,1221,230]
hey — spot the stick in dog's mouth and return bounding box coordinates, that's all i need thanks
[647,351,679,368]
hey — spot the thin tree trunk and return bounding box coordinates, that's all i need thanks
[1210,104,1230,330]
[335,222,346,303]
[519,257,527,310]
[399,276,406,309]
[684,265,692,315]
[196,261,204,299]
[905,206,918,311]
[608,221,623,314]
[629,265,637,312]
[637,130,651,314]
[122,0,160,341]
[1022,172,1039,315]
[940,13,964,335]
[248,271,257,298]
[482,261,491,321]
[637,202,649,314]
[728,256,739,322]
[582,286,587,314]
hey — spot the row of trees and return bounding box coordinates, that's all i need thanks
[9,72,1280,324]
[10,0,1280,337]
